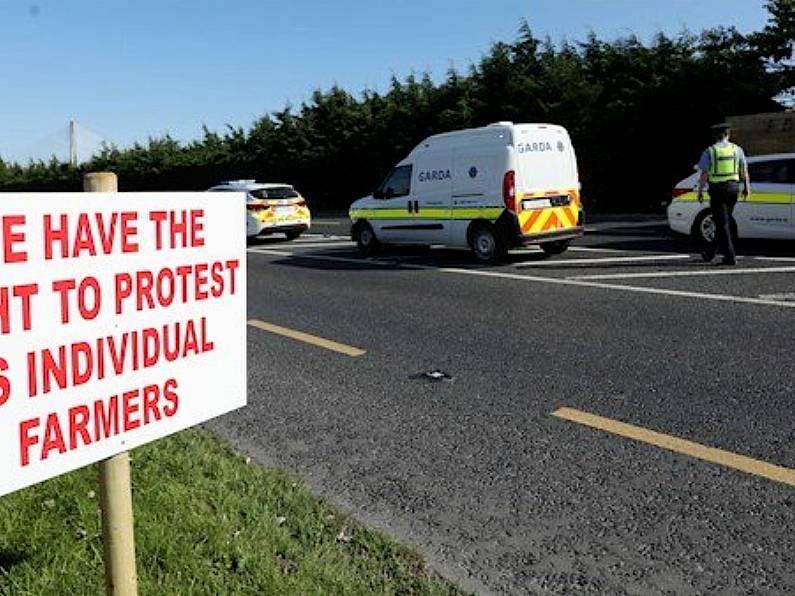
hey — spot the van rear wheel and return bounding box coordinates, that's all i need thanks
[540,240,570,255]
[470,225,504,263]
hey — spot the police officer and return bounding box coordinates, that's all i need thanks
[696,123,751,265]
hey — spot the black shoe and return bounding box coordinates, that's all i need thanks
[720,257,737,266]
[701,249,715,262]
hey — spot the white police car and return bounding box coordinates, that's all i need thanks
[667,154,794,243]
[208,180,311,240]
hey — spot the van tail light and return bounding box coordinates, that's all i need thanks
[671,188,690,199]
[296,200,306,207]
[247,204,268,211]
[502,170,516,211]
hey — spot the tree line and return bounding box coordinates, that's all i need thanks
[1,0,792,212]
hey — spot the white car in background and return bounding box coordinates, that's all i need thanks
[667,154,794,243]
[208,180,311,240]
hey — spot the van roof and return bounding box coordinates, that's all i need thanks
[407,122,568,156]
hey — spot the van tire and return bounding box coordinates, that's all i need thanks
[540,240,570,255]
[469,224,504,263]
[285,231,302,241]
[354,222,380,257]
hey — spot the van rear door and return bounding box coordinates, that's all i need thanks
[513,125,580,236]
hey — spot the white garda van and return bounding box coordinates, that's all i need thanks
[349,122,584,262]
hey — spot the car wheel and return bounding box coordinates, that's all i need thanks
[285,230,302,241]
[540,240,570,255]
[355,222,380,257]
[692,209,715,245]
[470,225,504,263]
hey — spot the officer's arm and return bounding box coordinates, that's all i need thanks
[741,163,751,200]
[696,170,708,202]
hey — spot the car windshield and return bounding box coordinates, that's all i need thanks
[250,187,299,200]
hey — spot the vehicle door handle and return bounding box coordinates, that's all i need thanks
[407,200,413,214]
[413,200,419,214]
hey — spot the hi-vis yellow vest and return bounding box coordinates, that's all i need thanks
[708,143,740,183]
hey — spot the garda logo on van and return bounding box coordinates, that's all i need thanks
[418,169,451,182]
[517,141,554,153]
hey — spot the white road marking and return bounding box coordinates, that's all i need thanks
[247,248,795,309]
[514,254,691,267]
[759,292,795,301]
[432,266,795,309]
[754,256,795,263]
[295,234,349,241]
[569,246,637,254]
[247,248,398,266]
[280,241,354,249]
[569,266,795,280]
[586,220,667,230]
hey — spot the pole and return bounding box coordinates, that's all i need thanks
[84,172,138,596]
[69,119,78,167]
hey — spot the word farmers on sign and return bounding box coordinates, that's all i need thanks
[0,193,247,496]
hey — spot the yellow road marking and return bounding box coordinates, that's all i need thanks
[247,319,365,357]
[552,407,795,488]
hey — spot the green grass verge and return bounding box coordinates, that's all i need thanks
[0,429,460,595]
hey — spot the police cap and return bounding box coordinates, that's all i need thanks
[710,123,731,133]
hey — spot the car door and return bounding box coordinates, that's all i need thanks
[370,164,414,243]
[411,151,453,245]
[736,158,792,239]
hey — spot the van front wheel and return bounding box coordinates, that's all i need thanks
[540,240,570,255]
[470,225,504,263]
[354,222,380,257]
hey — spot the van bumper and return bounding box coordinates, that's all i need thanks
[516,226,585,245]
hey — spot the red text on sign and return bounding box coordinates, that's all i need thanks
[0,283,39,335]
[114,260,239,314]
[2,215,27,264]
[0,357,10,407]
[51,277,102,323]
[27,317,213,397]
[43,212,139,259]
[149,209,205,249]
[18,378,180,466]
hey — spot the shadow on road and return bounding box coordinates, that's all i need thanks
[254,220,795,272]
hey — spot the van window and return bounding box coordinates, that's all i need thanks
[377,165,412,199]
[749,160,789,184]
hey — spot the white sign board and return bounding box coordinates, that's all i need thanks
[0,193,247,496]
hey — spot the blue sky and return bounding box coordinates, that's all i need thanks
[0,0,769,163]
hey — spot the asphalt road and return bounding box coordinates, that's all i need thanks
[209,216,795,595]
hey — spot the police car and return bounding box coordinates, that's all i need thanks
[208,180,311,240]
[667,154,794,243]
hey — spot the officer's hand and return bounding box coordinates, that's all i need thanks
[742,187,750,201]
[697,192,703,204]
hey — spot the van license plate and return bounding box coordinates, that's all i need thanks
[275,206,294,216]
[522,198,552,210]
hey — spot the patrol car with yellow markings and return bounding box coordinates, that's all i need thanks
[208,180,311,240]
[668,154,794,243]
[349,122,584,262]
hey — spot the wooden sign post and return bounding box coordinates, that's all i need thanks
[84,172,138,596]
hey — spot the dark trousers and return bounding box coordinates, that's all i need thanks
[707,181,739,261]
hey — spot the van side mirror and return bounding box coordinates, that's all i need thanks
[373,188,384,200]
